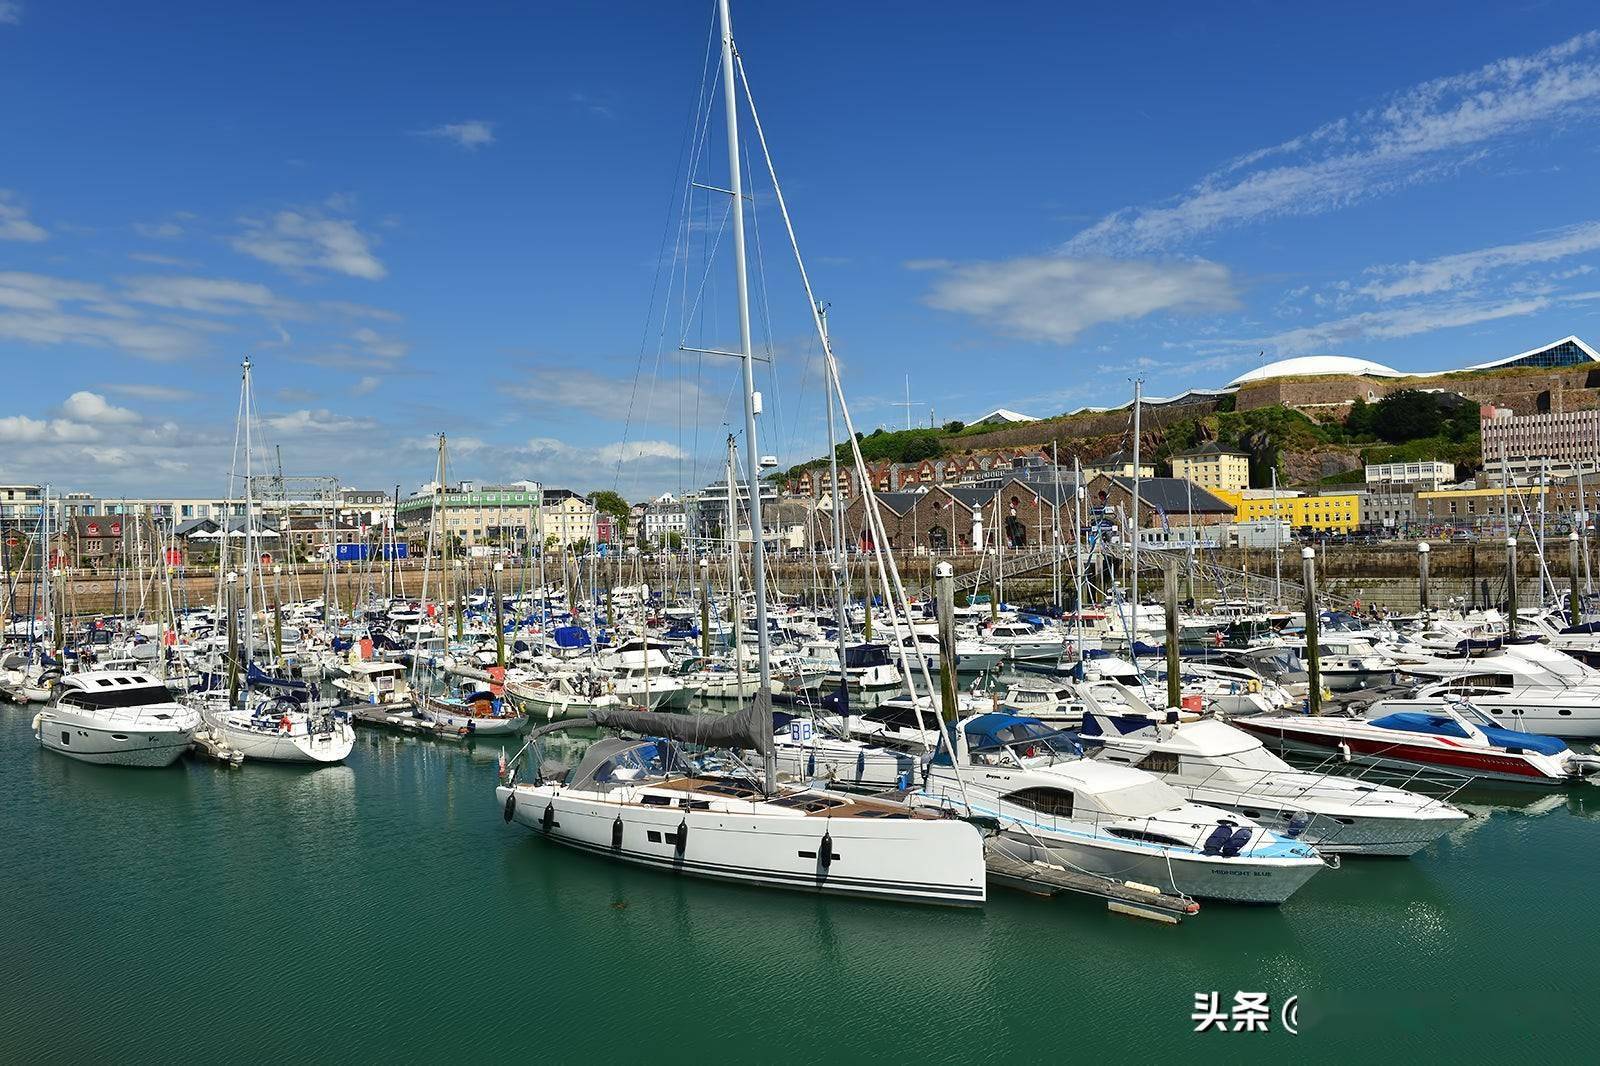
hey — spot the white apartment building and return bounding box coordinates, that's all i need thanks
[1365,460,1455,489]
[1481,407,1600,484]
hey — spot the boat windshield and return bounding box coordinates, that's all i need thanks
[59,684,179,710]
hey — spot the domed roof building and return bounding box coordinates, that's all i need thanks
[1226,355,1403,387]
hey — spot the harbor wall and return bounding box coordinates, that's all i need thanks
[19,540,1590,617]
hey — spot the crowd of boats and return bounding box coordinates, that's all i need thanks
[10,0,1600,921]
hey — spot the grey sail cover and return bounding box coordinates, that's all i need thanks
[587,688,772,753]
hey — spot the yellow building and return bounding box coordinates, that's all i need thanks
[1214,489,1362,532]
[1170,442,1251,494]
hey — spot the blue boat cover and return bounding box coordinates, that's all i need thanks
[1369,712,1567,755]
[551,625,592,649]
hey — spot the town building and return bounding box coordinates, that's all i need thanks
[1170,442,1251,493]
[1357,487,1419,532]
[686,477,780,548]
[841,478,1061,554]
[1365,461,1455,489]
[1087,477,1237,527]
[640,493,688,548]
[1082,450,1156,480]
[398,480,545,549]
[1479,405,1600,484]
[1214,489,1362,533]
[537,489,598,548]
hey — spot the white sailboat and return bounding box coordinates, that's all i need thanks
[196,359,355,766]
[496,0,987,906]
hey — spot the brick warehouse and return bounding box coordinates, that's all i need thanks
[841,478,1059,552]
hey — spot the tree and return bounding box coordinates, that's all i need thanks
[587,490,631,534]
[1371,390,1444,444]
[943,420,966,433]
[666,530,684,551]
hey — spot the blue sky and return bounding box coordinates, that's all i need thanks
[5,1,1600,502]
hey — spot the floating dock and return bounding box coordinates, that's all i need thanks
[348,705,465,742]
[985,851,1199,924]
[189,727,244,768]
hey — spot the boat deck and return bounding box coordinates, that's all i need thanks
[647,777,937,818]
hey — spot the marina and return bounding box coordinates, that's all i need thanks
[8,0,1600,1059]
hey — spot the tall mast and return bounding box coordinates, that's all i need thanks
[717,0,774,790]
[821,305,850,729]
[1129,378,1142,616]
[241,358,256,666]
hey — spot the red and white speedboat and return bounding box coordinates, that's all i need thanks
[1232,702,1600,787]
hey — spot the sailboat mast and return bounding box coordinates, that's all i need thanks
[717,0,774,790]
[242,358,256,665]
[1129,378,1142,616]
[822,305,850,729]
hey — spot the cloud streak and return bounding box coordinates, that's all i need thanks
[418,120,495,149]
[232,207,386,280]
[1066,31,1600,254]
[0,189,46,242]
[918,257,1240,344]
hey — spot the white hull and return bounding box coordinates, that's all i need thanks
[990,830,1320,904]
[207,716,354,764]
[424,706,527,735]
[498,784,985,906]
[33,714,192,767]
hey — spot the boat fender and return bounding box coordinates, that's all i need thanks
[1338,741,1351,763]
[806,753,816,778]
[819,830,834,873]
[541,802,555,834]
[1220,827,1252,858]
[856,749,867,778]
[611,816,623,850]
[675,818,688,856]
[503,794,517,823]
[1201,821,1236,857]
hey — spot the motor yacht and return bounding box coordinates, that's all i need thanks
[918,712,1325,903]
[32,670,201,767]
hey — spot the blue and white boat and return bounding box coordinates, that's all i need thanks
[918,712,1326,904]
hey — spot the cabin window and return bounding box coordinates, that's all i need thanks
[1106,827,1190,848]
[1002,787,1074,817]
[61,732,70,745]
[1137,752,1180,774]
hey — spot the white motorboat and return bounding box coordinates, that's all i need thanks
[331,659,414,707]
[594,638,685,710]
[32,670,201,767]
[1232,701,1600,786]
[1077,685,1468,856]
[979,619,1065,662]
[918,712,1326,904]
[1373,679,1600,739]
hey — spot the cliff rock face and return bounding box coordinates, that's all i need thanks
[1282,446,1362,483]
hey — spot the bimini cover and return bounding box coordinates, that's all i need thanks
[1369,712,1567,755]
[843,643,891,669]
[551,625,592,649]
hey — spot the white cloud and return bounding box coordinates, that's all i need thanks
[523,436,686,465]
[1360,221,1600,300]
[232,208,386,280]
[106,383,197,402]
[121,275,283,315]
[264,409,377,434]
[351,375,381,396]
[0,3,21,26]
[0,189,47,242]
[419,120,495,149]
[1067,31,1600,254]
[352,326,408,359]
[1233,295,1552,356]
[60,391,140,424]
[919,257,1240,344]
[132,220,185,239]
[127,251,198,268]
[0,415,101,443]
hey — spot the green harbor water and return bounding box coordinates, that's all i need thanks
[5,701,1597,1064]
